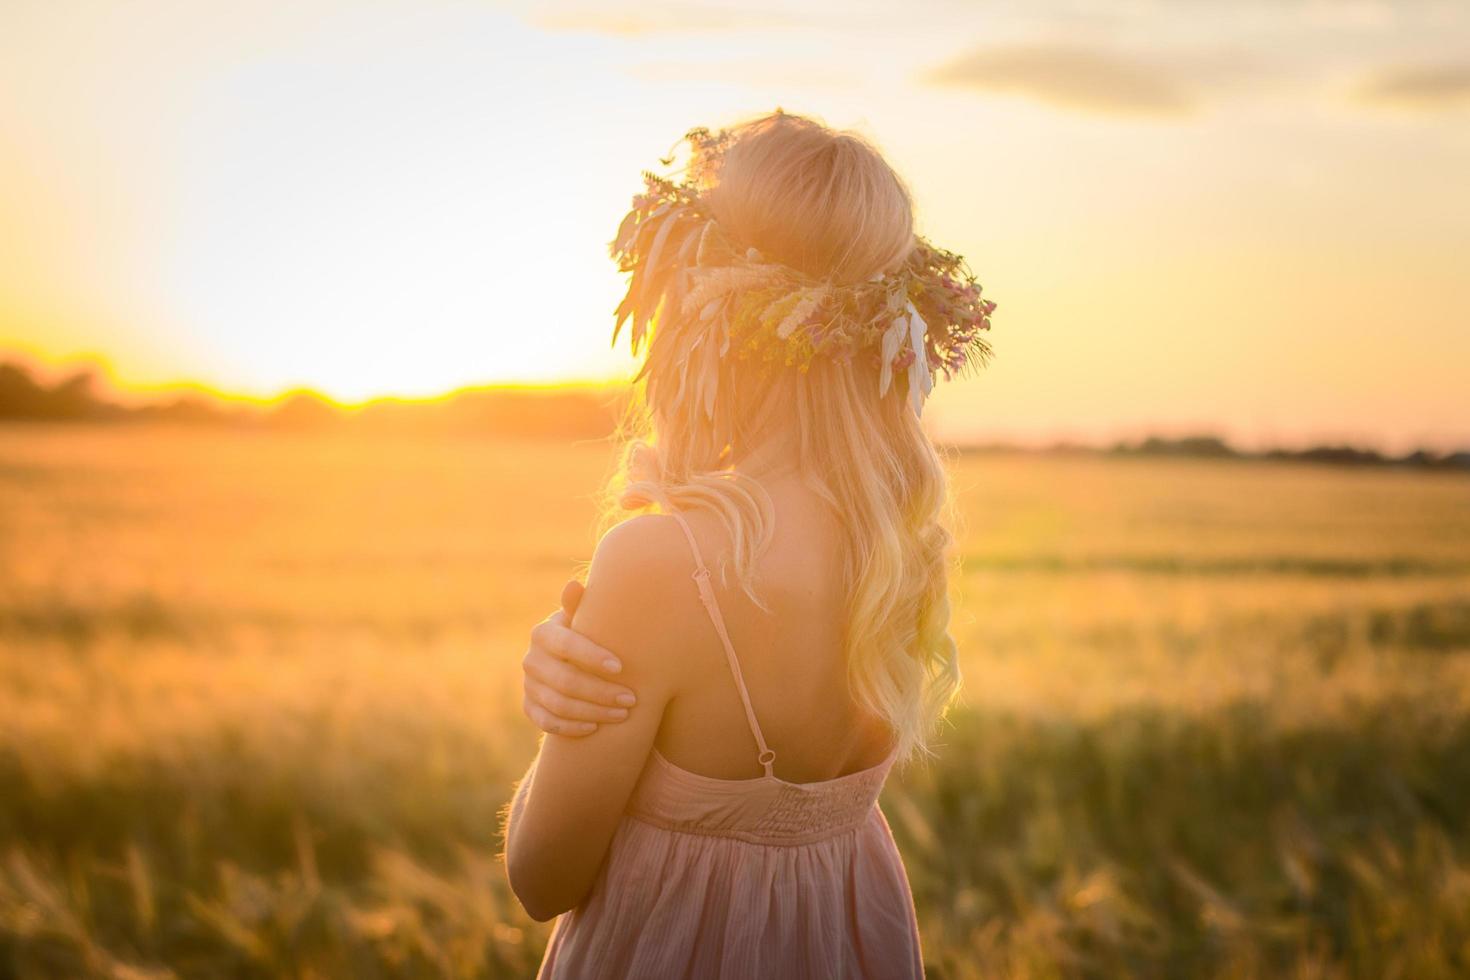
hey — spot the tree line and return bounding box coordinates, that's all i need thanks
[1,358,1465,470]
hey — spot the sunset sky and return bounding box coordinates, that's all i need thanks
[2,0,1467,450]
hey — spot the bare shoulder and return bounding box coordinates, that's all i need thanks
[585,514,693,590]
[573,513,702,691]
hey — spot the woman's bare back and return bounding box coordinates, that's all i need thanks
[654,477,897,784]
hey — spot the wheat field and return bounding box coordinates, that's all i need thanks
[1,425,1468,978]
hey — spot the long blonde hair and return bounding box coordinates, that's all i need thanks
[594,110,962,766]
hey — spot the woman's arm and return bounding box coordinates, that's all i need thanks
[521,583,639,736]
[503,515,688,921]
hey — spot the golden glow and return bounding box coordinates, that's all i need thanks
[2,0,1467,449]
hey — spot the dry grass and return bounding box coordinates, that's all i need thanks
[1,425,1468,977]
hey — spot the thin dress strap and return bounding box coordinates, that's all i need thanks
[666,508,777,778]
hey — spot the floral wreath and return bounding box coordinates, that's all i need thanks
[609,123,996,418]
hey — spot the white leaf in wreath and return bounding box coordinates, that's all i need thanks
[878,314,907,397]
[905,301,933,416]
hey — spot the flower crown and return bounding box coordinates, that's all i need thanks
[609,124,996,418]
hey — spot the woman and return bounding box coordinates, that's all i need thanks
[502,109,995,978]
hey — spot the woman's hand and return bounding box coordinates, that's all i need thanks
[505,517,682,920]
[521,580,638,736]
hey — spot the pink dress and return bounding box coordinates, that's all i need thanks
[536,510,925,979]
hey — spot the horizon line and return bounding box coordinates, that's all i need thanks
[4,347,1467,457]
[0,346,625,408]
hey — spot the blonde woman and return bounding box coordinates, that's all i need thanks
[503,109,995,979]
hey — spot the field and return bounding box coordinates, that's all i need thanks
[1,425,1469,978]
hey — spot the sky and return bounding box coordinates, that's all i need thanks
[1,0,1467,450]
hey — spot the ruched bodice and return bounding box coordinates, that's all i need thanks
[630,744,901,846]
[535,509,924,979]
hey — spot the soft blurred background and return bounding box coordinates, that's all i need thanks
[2,1,1468,977]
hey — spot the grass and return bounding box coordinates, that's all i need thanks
[0,425,1468,978]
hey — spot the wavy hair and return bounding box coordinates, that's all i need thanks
[593,110,963,766]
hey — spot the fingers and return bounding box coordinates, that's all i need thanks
[523,695,597,737]
[523,641,637,709]
[525,677,631,724]
[529,618,625,680]
[519,581,637,739]
[560,579,585,617]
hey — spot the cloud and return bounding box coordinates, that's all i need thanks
[1352,62,1470,110]
[624,59,862,90]
[922,42,1196,118]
